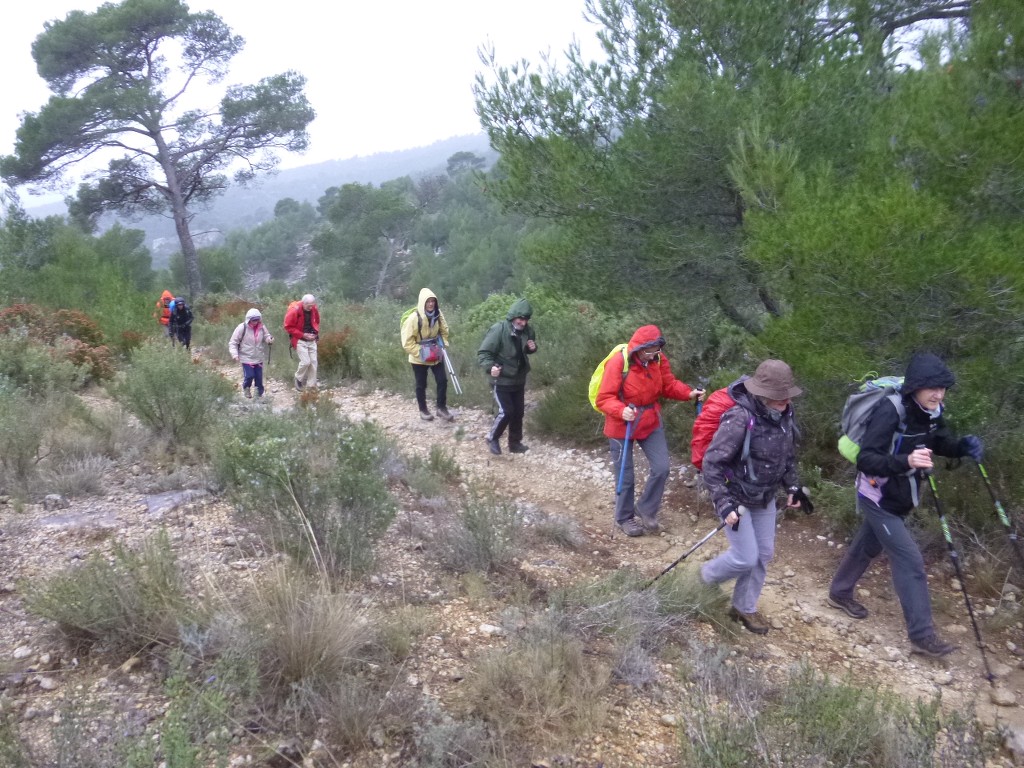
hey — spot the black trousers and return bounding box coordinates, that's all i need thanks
[412,363,447,411]
[487,385,526,445]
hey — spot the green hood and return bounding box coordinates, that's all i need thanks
[505,298,533,321]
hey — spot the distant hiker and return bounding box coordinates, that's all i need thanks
[700,359,806,635]
[229,308,274,398]
[155,290,173,336]
[402,288,453,421]
[284,293,319,391]
[168,296,194,350]
[595,325,704,537]
[826,352,983,658]
[477,298,537,455]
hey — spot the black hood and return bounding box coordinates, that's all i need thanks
[903,352,956,393]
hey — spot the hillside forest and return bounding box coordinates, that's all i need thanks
[0,0,1023,765]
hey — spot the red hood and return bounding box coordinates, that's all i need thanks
[627,325,665,356]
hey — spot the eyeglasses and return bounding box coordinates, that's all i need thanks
[640,347,663,357]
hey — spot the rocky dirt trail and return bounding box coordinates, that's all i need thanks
[2,369,1024,766]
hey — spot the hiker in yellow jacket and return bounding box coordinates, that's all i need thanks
[401,288,453,421]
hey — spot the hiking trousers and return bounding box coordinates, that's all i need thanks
[609,426,670,525]
[295,339,318,386]
[412,363,447,411]
[829,495,935,642]
[487,385,526,446]
[241,363,265,396]
[701,499,777,614]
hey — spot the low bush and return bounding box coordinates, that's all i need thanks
[113,341,235,444]
[0,714,31,768]
[23,529,197,655]
[0,385,47,495]
[213,405,397,575]
[434,490,522,574]
[465,613,609,748]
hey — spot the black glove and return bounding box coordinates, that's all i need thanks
[788,485,815,515]
[960,435,983,463]
[719,503,742,531]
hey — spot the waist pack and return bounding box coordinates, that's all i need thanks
[419,339,441,363]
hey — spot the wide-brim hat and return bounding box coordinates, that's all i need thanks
[745,359,802,400]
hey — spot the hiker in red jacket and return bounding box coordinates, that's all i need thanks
[595,325,703,537]
[284,294,319,390]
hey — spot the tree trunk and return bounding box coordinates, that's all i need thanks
[155,133,202,301]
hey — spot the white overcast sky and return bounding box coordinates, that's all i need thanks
[1,0,601,195]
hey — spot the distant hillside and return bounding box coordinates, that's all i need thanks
[25,133,496,266]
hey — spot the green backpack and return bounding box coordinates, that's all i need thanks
[400,307,421,339]
[587,344,630,412]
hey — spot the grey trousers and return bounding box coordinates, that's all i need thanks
[829,495,935,642]
[610,426,670,525]
[701,499,777,614]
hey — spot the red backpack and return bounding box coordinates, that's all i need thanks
[690,388,738,470]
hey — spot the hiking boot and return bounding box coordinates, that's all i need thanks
[618,518,645,537]
[294,378,304,392]
[436,407,454,422]
[728,607,770,635]
[910,635,956,658]
[243,387,252,399]
[637,511,660,533]
[508,442,529,454]
[827,594,868,619]
[420,409,434,421]
[486,438,501,456]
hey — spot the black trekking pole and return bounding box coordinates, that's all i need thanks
[975,462,1024,576]
[641,510,742,591]
[925,472,995,685]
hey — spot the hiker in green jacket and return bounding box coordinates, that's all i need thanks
[477,298,537,456]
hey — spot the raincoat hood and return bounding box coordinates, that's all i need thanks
[418,287,439,314]
[505,298,533,321]
[245,308,262,322]
[903,352,956,393]
[627,325,666,357]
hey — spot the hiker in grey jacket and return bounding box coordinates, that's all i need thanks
[827,352,983,658]
[477,298,537,455]
[701,360,806,635]
[229,308,274,398]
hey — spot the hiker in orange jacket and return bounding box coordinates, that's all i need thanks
[595,325,703,538]
[154,290,173,336]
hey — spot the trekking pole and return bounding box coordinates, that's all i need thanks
[641,509,742,590]
[695,377,709,416]
[438,338,462,395]
[925,472,995,685]
[975,462,1024,575]
[616,410,636,496]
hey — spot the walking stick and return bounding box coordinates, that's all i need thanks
[616,413,636,496]
[642,510,742,590]
[975,462,1024,575]
[438,337,462,395]
[925,472,995,685]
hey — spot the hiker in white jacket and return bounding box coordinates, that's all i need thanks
[229,308,274,398]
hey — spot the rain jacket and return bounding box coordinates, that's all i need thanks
[856,353,968,516]
[229,309,273,365]
[284,300,320,349]
[477,298,537,389]
[155,290,173,326]
[401,288,450,366]
[595,325,694,441]
[703,377,799,519]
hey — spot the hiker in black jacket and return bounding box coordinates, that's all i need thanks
[827,352,983,658]
[169,297,194,350]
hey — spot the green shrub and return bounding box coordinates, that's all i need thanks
[0,336,83,395]
[0,385,46,495]
[0,714,31,768]
[23,529,197,654]
[434,490,522,573]
[465,614,609,748]
[213,405,397,575]
[113,341,234,443]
